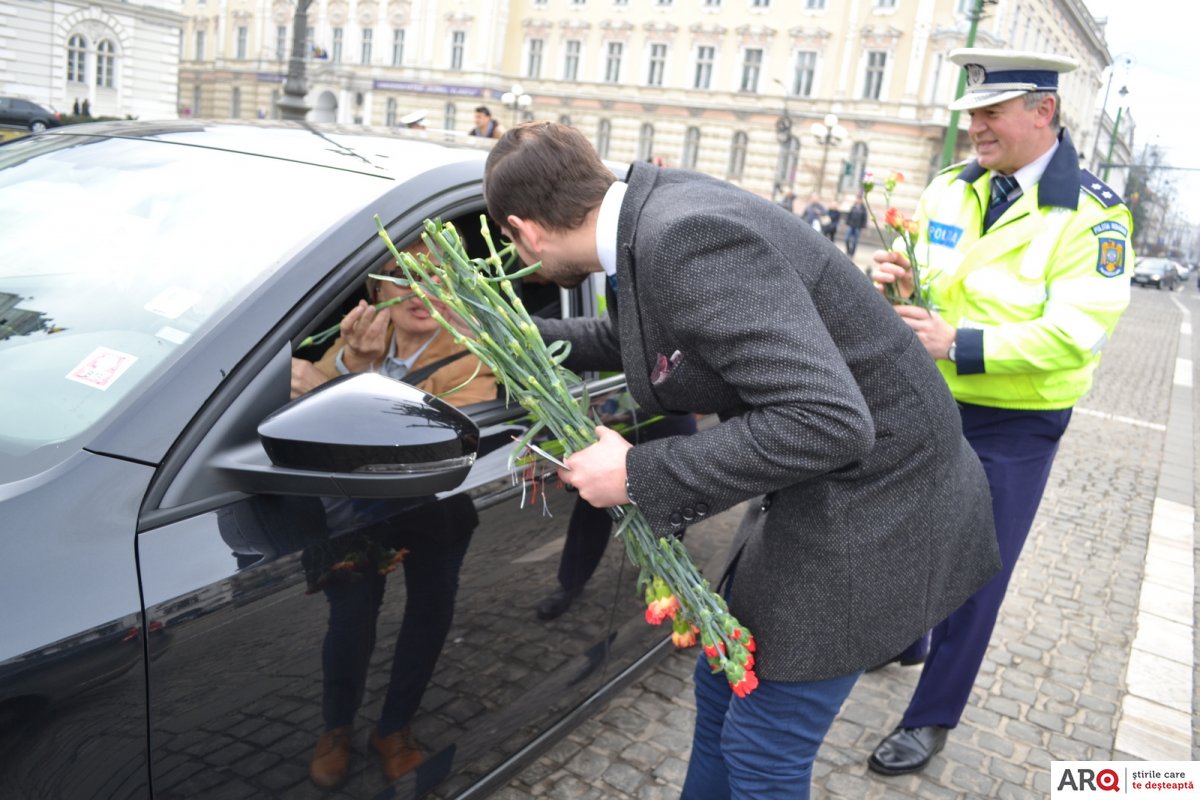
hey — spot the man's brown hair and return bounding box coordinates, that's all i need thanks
[484,121,614,232]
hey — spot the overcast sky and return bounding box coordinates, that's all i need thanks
[1083,0,1199,224]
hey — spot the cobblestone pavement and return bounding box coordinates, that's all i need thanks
[500,285,1198,799]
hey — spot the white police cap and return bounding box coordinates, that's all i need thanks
[399,109,427,127]
[947,48,1078,111]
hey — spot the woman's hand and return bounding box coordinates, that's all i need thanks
[339,299,391,372]
[290,358,330,399]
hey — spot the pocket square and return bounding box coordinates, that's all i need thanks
[650,350,684,385]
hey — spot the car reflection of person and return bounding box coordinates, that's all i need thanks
[484,121,1000,800]
[868,48,1132,777]
[293,247,497,788]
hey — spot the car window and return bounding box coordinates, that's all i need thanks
[0,134,392,481]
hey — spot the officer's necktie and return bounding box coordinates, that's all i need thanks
[984,174,1021,232]
[990,174,1021,207]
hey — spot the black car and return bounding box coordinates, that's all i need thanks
[0,96,62,132]
[1132,257,1181,290]
[0,121,738,799]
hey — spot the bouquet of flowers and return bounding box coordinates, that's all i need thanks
[370,215,759,697]
[861,171,935,310]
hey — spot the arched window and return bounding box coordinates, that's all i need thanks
[775,135,799,191]
[840,141,869,195]
[727,130,748,180]
[443,101,456,130]
[682,126,701,170]
[96,40,115,88]
[231,87,241,118]
[637,122,654,161]
[595,118,611,158]
[385,98,397,127]
[67,35,87,83]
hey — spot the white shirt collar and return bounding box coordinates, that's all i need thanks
[595,181,627,278]
[996,138,1059,196]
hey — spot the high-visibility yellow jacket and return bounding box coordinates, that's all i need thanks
[912,131,1133,410]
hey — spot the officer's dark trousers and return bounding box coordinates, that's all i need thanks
[900,403,1072,730]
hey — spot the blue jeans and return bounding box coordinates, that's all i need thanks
[681,654,860,799]
[845,226,862,256]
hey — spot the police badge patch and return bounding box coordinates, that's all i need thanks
[1096,238,1125,278]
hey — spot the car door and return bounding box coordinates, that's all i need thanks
[136,200,635,799]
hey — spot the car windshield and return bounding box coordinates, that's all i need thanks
[1136,259,1171,274]
[0,132,387,473]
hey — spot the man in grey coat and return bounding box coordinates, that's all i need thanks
[484,122,1000,800]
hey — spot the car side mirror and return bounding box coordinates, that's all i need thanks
[213,373,478,499]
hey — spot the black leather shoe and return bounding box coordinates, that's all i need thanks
[868,725,949,776]
[536,587,579,621]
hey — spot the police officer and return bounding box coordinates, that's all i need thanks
[868,48,1133,775]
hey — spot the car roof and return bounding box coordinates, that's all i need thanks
[35,118,495,180]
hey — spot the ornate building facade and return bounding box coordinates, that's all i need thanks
[176,0,1115,207]
[0,0,184,121]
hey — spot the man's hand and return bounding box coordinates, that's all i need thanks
[558,426,633,508]
[339,299,391,372]
[895,305,956,360]
[870,249,914,299]
[290,358,329,399]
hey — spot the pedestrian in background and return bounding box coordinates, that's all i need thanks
[868,47,1133,777]
[822,200,841,241]
[844,196,867,256]
[484,121,999,800]
[468,106,501,139]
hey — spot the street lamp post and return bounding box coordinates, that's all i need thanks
[1102,86,1130,182]
[811,113,847,197]
[276,0,313,121]
[500,84,532,128]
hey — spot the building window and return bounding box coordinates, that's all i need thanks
[806,0,825,8]
[96,39,115,87]
[751,0,770,6]
[392,29,404,66]
[563,39,581,81]
[957,0,973,11]
[694,45,714,89]
[533,0,547,4]
[451,31,465,70]
[276,26,287,60]
[875,0,897,6]
[841,141,869,195]
[330,28,343,62]
[67,34,87,82]
[614,0,628,5]
[386,97,397,126]
[776,135,799,190]
[192,85,201,116]
[444,101,456,130]
[235,26,247,59]
[194,30,205,61]
[231,86,241,118]
[657,0,672,5]
[527,38,544,78]
[571,0,586,5]
[792,50,817,96]
[682,126,701,169]
[270,89,280,119]
[361,29,372,64]
[727,130,748,180]
[647,43,666,86]
[604,42,623,83]
[637,122,655,161]
[596,118,611,158]
[863,50,886,99]
[740,48,762,92]
[705,0,721,5]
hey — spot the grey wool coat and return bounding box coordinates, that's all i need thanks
[536,161,1001,681]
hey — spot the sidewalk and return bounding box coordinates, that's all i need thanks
[500,287,1197,798]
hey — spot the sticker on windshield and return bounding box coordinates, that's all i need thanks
[156,326,190,345]
[145,287,200,319]
[66,347,138,391]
